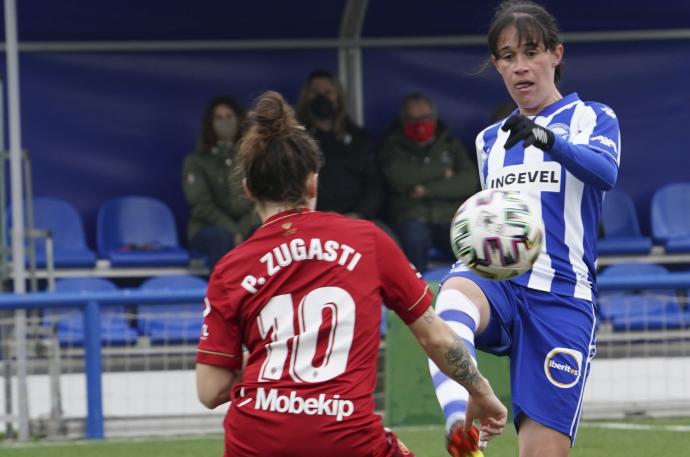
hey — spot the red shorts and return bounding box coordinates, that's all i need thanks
[222,399,415,457]
[223,426,414,456]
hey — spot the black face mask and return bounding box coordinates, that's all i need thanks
[310,94,335,120]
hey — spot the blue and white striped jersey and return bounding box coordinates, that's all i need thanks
[472,92,621,300]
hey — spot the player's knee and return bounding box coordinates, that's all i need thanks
[518,416,570,457]
[441,277,491,333]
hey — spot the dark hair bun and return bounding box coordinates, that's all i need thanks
[252,90,300,140]
[238,90,320,207]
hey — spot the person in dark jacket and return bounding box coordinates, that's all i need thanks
[296,70,385,221]
[182,96,259,268]
[379,92,480,272]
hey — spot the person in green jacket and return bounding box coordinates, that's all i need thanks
[379,92,480,272]
[182,96,258,268]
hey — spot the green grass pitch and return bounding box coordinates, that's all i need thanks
[1,418,687,456]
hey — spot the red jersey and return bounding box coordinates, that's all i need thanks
[197,209,432,457]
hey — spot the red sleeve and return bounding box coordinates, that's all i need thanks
[375,228,433,324]
[196,272,243,370]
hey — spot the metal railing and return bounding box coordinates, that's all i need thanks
[0,288,206,439]
[598,272,690,291]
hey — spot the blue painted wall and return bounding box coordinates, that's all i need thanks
[4,38,688,248]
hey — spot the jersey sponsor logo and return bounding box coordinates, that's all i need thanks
[544,347,583,389]
[253,387,354,421]
[590,135,618,154]
[486,162,561,192]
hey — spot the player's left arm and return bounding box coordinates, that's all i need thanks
[196,363,242,409]
[548,104,620,190]
[502,105,620,190]
[408,308,507,437]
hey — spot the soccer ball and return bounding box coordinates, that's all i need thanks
[450,189,543,280]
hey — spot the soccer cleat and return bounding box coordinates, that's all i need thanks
[447,424,484,457]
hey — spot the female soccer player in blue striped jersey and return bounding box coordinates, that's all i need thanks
[430,1,620,456]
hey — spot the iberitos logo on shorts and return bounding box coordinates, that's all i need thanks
[543,347,583,389]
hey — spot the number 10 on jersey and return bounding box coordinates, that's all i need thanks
[257,286,356,383]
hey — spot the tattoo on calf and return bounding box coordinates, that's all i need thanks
[445,336,482,389]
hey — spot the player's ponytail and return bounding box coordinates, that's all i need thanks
[239,90,321,206]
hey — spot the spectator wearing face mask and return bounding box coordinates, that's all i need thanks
[182,96,259,268]
[295,70,385,222]
[379,92,480,273]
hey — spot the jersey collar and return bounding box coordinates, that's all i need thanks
[261,208,312,229]
[535,92,580,118]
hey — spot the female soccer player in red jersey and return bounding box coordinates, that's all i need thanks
[195,90,507,457]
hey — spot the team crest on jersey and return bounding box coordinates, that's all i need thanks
[544,347,583,389]
[548,122,570,140]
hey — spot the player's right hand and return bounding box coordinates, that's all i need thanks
[447,423,483,457]
[464,380,507,444]
[501,113,555,151]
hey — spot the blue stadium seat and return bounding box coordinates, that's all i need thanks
[651,183,690,253]
[597,263,686,331]
[610,305,688,331]
[44,277,138,346]
[97,196,190,267]
[598,292,677,322]
[7,197,97,267]
[598,190,652,255]
[136,275,207,344]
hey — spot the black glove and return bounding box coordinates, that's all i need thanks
[501,114,555,151]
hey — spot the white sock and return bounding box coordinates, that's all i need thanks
[428,288,480,433]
